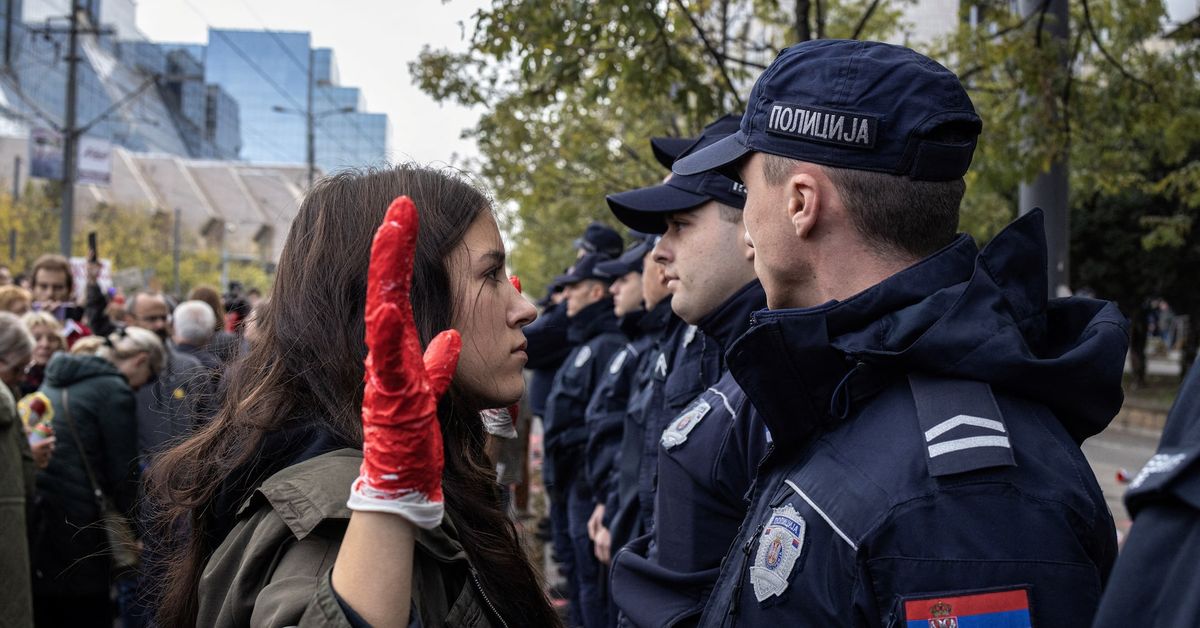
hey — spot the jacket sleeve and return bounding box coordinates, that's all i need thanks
[584,346,635,504]
[84,282,115,337]
[96,381,141,518]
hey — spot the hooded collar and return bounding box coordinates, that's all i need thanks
[697,279,767,352]
[619,308,647,338]
[567,297,620,345]
[728,209,1129,447]
[638,296,675,337]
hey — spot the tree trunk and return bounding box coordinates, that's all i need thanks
[794,0,812,41]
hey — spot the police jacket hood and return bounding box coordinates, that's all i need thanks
[728,209,1129,447]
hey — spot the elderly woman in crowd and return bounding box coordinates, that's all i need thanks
[0,312,35,626]
[29,326,166,627]
[19,312,66,396]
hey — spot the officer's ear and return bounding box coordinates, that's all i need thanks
[787,170,821,240]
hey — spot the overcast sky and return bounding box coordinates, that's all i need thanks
[136,0,488,167]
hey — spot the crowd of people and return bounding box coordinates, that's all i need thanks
[2,37,1199,628]
[0,251,257,626]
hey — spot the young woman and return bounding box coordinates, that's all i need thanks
[150,166,560,628]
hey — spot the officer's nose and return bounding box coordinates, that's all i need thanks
[652,238,671,265]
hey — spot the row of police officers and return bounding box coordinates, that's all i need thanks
[524,38,1200,628]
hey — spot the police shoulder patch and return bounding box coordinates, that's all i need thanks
[902,587,1032,628]
[573,345,593,369]
[660,398,711,449]
[750,504,806,602]
[608,349,629,375]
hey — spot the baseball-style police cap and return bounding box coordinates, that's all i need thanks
[573,222,624,258]
[650,137,696,170]
[673,40,981,182]
[554,252,614,286]
[595,236,656,279]
[606,115,748,234]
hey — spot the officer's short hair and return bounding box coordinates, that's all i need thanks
[761,154,963,261]
[716,203,743,225]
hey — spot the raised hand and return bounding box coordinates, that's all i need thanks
[348,196,461,529]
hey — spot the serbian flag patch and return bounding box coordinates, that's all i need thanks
[903,587,1032,627]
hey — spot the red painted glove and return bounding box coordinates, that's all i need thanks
[348,196,461,529]
[481,275,522,439]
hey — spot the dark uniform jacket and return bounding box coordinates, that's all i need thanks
[199,448,498,628]
[0,382,33,626]
[543,299,626,490]
[607,298,676,548]
[698,211,1129,628]
[584,309,651,510]
[136,344,210,457]
[31,354,139,597]
[1093,360,1200,628]
[525,301,571,419]
[612,280,767,628]
[636,308,724,534]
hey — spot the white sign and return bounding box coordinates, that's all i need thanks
[76,136,112,186]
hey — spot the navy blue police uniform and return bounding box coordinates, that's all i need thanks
[606,296,677,555]
[672,40,1130,628]
[544,252,628,628]
[611,280,769,628]
[584,238,658,521]
[1093,362,1200,628]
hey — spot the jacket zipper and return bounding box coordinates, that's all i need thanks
[727,522,764,624]
[469,567,510,628]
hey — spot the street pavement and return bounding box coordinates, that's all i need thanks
[1082,424,1162,543]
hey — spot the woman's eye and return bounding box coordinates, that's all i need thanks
[486,267,504,282]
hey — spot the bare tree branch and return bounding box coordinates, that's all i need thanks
[850,0,883,40]
[1080,0,1158,100]
[673,0,746,110]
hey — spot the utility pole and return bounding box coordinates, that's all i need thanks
[306,47,315,189]
[60,0,82,258]
[11,156,20,201]
[1018,0,1070,298]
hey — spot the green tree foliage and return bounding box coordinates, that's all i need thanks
[413,0,911,297]
[0,185,274,300]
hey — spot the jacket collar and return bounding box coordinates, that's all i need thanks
[638,297,675,336]
[727,233,978,445]
[697,279,766,352]
[567,298,620,344]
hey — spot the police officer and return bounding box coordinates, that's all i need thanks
[1092,362,1200,628]
[672,40,1129,627]
[605,118,769,628]
[583,236,658,563]
[544,252,628,628]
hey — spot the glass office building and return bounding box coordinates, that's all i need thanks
[204,29,391,174]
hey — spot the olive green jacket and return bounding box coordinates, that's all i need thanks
[198,448,498,628]
[1,383,33,628]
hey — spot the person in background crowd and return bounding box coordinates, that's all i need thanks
[544,252,626,628]
[20,311,66,396]
[1093,362,1200,627]
[149,166,560,628]
[172,300,219,371]
[127,292,209,457]
[672,39,1127,627]
[29,254,93,345]
[606,116,768,627]
[14,273,30,290]
[30,327,164,628]
[0,264,13,286]
[188,286,243,363]
[0,285,31,315]
[245,287,262,310]
[0,312,35,627]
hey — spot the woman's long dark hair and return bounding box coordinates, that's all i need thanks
[149,166,560,627]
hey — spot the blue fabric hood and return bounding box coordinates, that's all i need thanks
[727,209,1129,446]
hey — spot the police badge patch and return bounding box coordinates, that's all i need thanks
[608,349,629,375]
[660,399,711,449]
[750,504,806,602]
[573,345,593,369]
